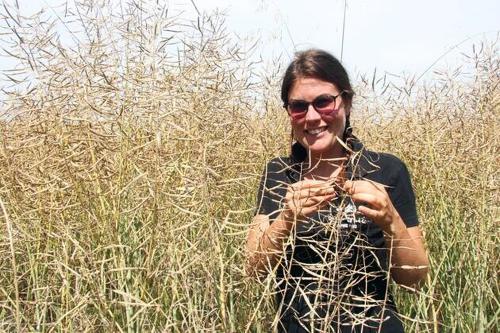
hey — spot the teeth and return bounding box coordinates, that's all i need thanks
[307,127,326,135]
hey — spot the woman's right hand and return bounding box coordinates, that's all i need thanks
[282,179,338,221]
[246,179,337,278]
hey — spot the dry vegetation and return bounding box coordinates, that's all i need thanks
[0,1,498,332]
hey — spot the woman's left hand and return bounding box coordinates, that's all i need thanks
[343,180,404,235]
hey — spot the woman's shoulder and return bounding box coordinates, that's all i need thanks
[362,149,407,169]
[359,149,410,183]
[350,138,408,176]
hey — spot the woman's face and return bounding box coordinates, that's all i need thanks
[287,77,349,159]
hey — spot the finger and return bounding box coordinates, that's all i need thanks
[302,193,335,207]
[326,166,344,184]
[343,180,371,193]
[326,177,346,191]
[291,180,331,191]
[370,180,388,193]
[343,180,357,194]
[318,193,337,208]
[288,186,335,201]
[285,192,334,211]
[299,186,336,199]
[300,194,336,216]
[356,205,382,221]
[344,180,381,195]
[359,179,388,193]
[350,192,382,209]
[299,207,320,217]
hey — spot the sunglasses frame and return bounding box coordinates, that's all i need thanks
[284,92,344,120]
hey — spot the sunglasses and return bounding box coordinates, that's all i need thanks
[284,92,344,120]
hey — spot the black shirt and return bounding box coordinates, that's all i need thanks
[255,140,418,333]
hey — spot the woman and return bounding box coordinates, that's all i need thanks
[245,49,429,333]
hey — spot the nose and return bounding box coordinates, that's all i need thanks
[305,104,321,122]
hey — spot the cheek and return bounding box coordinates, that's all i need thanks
[290,120,304,132]
[321,115,335,123]
[319,109,342,123]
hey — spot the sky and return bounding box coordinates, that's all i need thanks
[188,0,499,78]
[0,0,498,86]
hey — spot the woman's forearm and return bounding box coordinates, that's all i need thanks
[245,213,294,279]
[385,219,429,287]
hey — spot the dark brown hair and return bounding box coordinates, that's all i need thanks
[281,49,354,111]
[281,49,355,161]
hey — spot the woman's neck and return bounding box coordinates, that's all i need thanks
[303,151,348,180]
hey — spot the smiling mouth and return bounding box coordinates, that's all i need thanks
[305,126,328,135]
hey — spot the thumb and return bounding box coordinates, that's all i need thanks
[343,180,354,193]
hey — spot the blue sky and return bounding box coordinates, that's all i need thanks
[0,0,498,85]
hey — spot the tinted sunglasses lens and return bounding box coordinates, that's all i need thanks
[288,101,308,114]
[313,95,336,111]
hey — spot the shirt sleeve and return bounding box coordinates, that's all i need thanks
[387,161,419,228]
[254,159,286,221]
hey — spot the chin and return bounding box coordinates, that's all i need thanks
[302,143,334,155]
[305,137,334,148]
[299,137,340,157]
